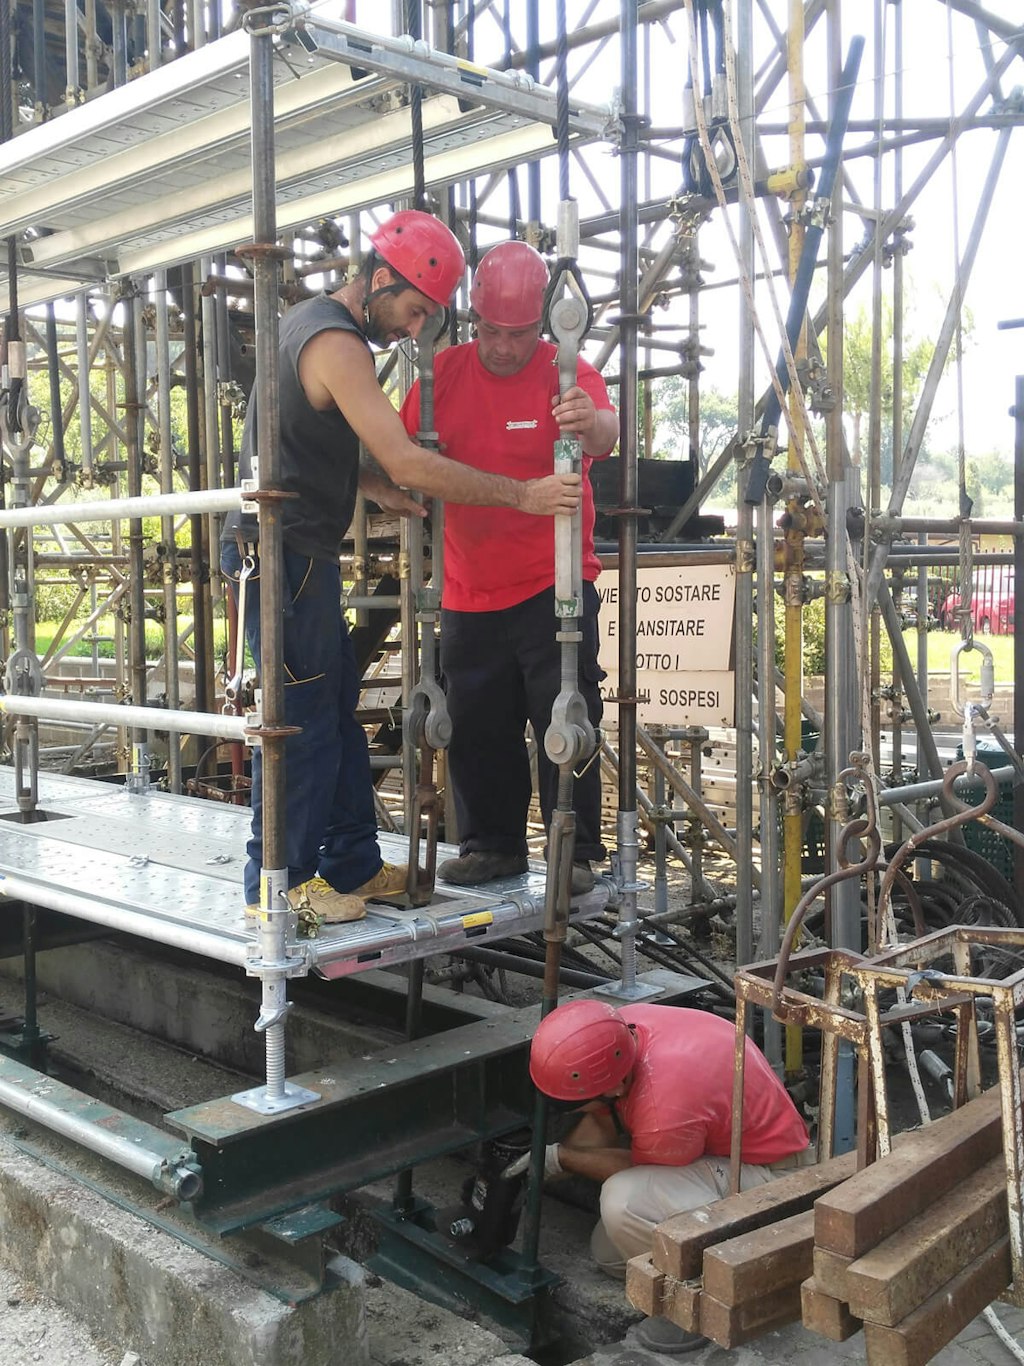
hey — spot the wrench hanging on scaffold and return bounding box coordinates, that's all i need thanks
[0,322,43,819]
[403,309,451,906]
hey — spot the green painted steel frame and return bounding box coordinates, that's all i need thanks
[369,1199,561,1350]
[166,972,706,1237]
[166,1009,540,1236]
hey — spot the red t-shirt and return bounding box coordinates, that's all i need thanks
[614,1005,809,1168]
[399,339,615,612]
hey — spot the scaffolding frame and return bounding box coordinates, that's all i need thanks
[0,0,1021,1267]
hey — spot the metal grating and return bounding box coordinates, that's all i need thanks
[0,768,608,978]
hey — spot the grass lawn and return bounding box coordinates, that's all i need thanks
[34,616,230,662]
[907,628,1015,683]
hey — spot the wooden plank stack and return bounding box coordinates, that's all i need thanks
[625,1152,857,1348]
[811,1085,1012,1366]
[626,1082,1016,1363]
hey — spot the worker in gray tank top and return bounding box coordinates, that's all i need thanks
[222,210,583,924]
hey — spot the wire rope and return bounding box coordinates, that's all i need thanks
[405,0,426,209]
[554,0,571,204]
[945,2,974,652]
[680,0,824,513]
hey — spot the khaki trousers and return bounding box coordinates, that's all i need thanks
[591,1149,815,1273]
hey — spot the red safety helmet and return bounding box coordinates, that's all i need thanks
[368,210,465,306]
[529,999,637,1101]
[470,240,550,327]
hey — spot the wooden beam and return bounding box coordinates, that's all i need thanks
[814,1086,1005,1258]
[625,1252,663,1318]
[652,1151,858,1279]
[624,1254,702,1331]
[702,1210,814,1303]
[861,1237,1011,1366]
[812,1246,855,1301]
[845,1154,1009,1326]
[699,1283,803,1347]
[800,1277,862,1342]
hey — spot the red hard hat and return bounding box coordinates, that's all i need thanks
[470,240,549,327]
[369,210,465,306]
[529,999,637,1101]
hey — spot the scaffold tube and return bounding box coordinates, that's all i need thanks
[0,487,242,529]
[0,869,248,968]
[0,1064,201,1199]
[0,694,250,741]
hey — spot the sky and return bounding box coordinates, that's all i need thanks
[340,1,1024,470]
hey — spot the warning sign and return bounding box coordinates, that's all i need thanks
[597,563,736,726]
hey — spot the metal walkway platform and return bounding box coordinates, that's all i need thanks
[0,768,609,979]
[0,5,611,307]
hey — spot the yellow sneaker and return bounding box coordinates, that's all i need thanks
[289,879,368,923]
[281,877,366,923]
[349,862,409,899]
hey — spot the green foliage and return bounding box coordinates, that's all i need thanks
[35,615,230,662]
[647,377,739,503]
[32,580,88,626]
[837,298,937,484]
[765,587,826,676]
[764,580,894,681]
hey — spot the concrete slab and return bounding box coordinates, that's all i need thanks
[0,1132,367,1366]
[575,1306,1024,1365]
[0,1254,121,1365]
[3,944,1023,1366]
[364,1275,529,1365]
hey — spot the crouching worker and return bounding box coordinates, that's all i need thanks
[524,999,811,1355]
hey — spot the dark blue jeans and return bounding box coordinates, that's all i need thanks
[440,582,607,865]
[221,541,382,905]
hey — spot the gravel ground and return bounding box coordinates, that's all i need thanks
[0,1259,125,1366]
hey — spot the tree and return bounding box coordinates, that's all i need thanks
[840,297,959,487]
[648,376,739,502]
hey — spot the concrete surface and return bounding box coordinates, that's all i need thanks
[580,1305,1024,1365]
[0,1130,368,1366]
[2,1114,1024,1366]
[0,1254,122,1365]
[362,1275,537,1366]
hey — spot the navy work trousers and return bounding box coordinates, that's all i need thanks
[221,541,382,905]
[440,582,607,865]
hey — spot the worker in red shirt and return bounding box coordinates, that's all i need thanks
[525,999,811,1355]
[399,241,618,895]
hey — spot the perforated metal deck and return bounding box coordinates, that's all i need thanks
[0,768,608,979]
[0,7,611,306]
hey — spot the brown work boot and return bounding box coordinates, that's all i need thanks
[634,1317,707,1354]
[570,862,596,895]
[286,877,366,923]
[349,861,409,899]
[437,851,528,885]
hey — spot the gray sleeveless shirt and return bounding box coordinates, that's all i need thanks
[223,294,367,562]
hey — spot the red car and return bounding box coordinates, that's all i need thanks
[939,571,1015,635]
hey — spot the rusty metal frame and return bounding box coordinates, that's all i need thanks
[732,947,871,1192]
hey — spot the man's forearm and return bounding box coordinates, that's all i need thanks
[555,1143,634,1184]
[397,445,523,508]
[582,407,619,457]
